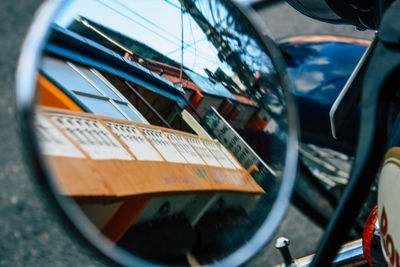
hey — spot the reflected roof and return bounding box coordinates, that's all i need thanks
[45,24,187,104]
[184,69,235,100]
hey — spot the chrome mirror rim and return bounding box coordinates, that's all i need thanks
[16,1,298,266]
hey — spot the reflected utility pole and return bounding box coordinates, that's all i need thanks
[180,0,255,91]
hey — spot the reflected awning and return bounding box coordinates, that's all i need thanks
[44,24,187,105]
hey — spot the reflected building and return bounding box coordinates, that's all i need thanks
[33,1,291,264]
[35,15,271,265]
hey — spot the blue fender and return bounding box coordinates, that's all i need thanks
[279,36,369,155]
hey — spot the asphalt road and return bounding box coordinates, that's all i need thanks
[0,1,375,266]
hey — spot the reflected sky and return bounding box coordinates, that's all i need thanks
[53,0,276,92]
[55,0,231,76]
[281,40,367,105]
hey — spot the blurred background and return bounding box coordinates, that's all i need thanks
[253,0,375,40]
[246,1,374,266]
[0,0,375,266]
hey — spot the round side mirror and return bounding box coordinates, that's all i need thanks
[16,0,298,265]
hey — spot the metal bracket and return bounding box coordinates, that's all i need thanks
[311,4,400,265]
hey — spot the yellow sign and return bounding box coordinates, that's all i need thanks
[36,106,264,202]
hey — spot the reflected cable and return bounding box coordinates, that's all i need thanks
[180,3,184,85]
[98,0,217,64]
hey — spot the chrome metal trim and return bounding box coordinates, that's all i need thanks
[293,239,365,267]
[329,33,377,139]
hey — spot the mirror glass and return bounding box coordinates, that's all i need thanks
[28,0,297,265]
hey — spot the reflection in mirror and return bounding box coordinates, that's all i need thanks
[32,0,295,265]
